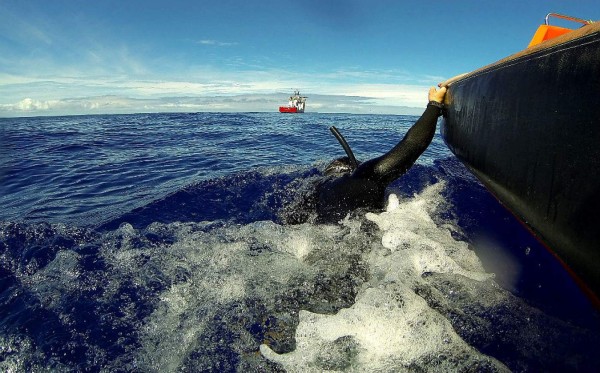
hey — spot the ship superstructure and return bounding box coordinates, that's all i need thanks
[279,90,307,113]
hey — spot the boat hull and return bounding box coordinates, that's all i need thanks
[441,23,600,300]
[279,106,301,113]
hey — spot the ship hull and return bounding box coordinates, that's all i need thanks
[441,23,600,300]
[279,106,301,113]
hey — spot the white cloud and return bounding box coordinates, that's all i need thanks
[0,96,126,115]
[0,63,445,116]
[13,98,56,111]
[0,91,426,117]
[335,83,431,107]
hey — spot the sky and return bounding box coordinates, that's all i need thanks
[1,0,598,117]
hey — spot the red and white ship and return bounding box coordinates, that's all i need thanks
[279,90,307,113]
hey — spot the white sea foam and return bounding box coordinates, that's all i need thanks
[77,182,509,371]
[260,183,507,371]
[366,182,494,284]
[131,219,368,371]
[5,182,509,372]
[260,284,504,372]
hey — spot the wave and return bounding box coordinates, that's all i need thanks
[1,159,598,371]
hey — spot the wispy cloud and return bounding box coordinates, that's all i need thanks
[0,94,274,116]
[0,92,424,117]
[1,96,138,115]
[197,39,238,47]
[334,84,431,107]
[0,62,444,116]
[0,4,53,46]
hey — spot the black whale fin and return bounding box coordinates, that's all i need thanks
[329,126,358,170]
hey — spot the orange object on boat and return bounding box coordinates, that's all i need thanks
[527,25,572,47]
[527,13,593,48]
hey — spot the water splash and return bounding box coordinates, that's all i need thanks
[260,183,508,371]
[1,181,598,372]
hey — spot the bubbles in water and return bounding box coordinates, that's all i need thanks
[261,284,507,372]
[132,218,371,371]
[260,183,508,371]
[366,182,494,284]
[2,182,597,372]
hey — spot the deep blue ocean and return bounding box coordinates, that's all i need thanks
[1,112,599,372]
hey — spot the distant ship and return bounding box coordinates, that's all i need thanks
[279,90,307,113]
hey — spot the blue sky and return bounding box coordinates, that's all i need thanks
[1,0,598,117]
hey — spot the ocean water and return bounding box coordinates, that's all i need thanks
[0,112,598,372]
